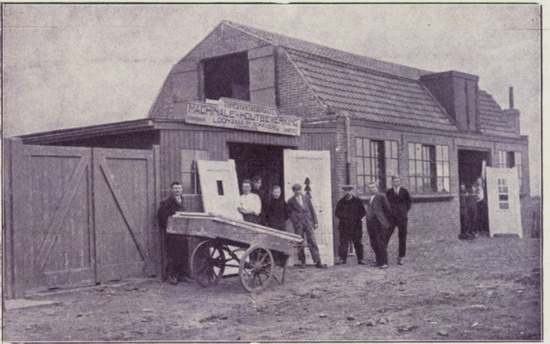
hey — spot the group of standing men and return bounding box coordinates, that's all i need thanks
[156,175,411,285]
[237,176,328,269]
[335,176,411,269]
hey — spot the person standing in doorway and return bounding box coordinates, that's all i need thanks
[264,185,289,231]
[473,177,488,236]
[365,182,392,269]
[386,176,412,265]
[335,185,367,265]
[251,175,268,225]
[157,181,186,285]
[238,179,262,224]
[287,183,327,269]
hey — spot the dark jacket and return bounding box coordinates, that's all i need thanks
[365,193,391,229]
[252,187,268,224]
[335,195,366,233]
[157,195,185,231]
[264,197,289,231]
[386,187,412,221]
[287,194,318,230]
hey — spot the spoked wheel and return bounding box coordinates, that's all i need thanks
[239,245,274,293]
[190,239,226,287]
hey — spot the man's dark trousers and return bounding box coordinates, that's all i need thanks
[386,219,407,258]
[338,230,364,262]
[366,219,388,266]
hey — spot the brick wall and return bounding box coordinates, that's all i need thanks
[276,49,327,117]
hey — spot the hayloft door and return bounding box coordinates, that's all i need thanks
[486,167,523,238]
[284,150,334,266]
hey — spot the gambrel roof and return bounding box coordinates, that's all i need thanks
[223,20,516,136]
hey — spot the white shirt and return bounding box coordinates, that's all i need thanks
[370,194,376,204]
[239,193,262,215]
[296,194,304,208]
[394,187,400,195]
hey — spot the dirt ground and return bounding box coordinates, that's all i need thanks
[3,234,541,342]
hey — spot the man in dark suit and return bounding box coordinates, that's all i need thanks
[264,185,289,231]
[335,185,367,265]
[386,176,412,265]
[365,181,392,269]
[287,183,327,269]
[157,181,186,285]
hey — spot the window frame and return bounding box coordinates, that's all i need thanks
[408,143,450,194]
[355,138,398,195]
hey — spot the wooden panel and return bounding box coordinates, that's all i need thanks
[9,143,96,294]
[284,149,334,266]
[197,159,241,221]
[93,148,157,282]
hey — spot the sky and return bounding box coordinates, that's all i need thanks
[2,4,541,194]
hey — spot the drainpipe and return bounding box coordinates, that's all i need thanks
[345,115,351,184]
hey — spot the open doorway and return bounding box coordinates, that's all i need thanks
[458,149,491,235]
[228,143,293,199]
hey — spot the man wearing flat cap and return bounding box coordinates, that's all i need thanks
[335,185,367,265]
[287,183,327,269]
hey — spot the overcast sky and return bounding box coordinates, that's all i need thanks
[3,4,541,194]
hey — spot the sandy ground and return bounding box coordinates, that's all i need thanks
[3,234,541,342]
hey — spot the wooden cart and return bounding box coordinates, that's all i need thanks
[167,212,303,293]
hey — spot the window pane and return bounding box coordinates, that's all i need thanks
[408,143,415,159]
[365,158,372,176]
[385,141,391,158]
[357,175,364,193]
[443,178,450,192]
[364,139,370,157]
[392,141,398,158]
[416,144,422,160]
[443,163,450,178]
[416,161,423,176]
[436,162,443,177]
[357,158,364,177]
[356,138,363,157]
[409,177,416,193]
[409,160,415,177]
[442,146,449,161]
[436,145,442,160]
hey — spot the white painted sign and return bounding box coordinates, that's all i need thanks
[185,98,301,136]
[486,167,522,238]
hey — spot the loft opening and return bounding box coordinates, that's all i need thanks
[203,52,250,101]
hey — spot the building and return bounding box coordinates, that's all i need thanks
[18,20,530,269]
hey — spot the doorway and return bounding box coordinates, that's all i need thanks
[458,149,491,234]
[228,143,292,198]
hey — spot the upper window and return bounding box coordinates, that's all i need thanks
[408,143,450,193]
[355,138,398,194]
[498,150,523,191]
[203,52,250,101]
[181,149,209,195]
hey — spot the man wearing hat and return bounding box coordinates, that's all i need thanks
[335,185,367,265]
[287,183,327,269]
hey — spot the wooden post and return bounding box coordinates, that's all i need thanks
[153,144,164,279]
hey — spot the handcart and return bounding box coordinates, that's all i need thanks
[167,212,303,293]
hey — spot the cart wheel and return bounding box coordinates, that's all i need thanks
[239,245,274,293]
[191,239,226,287]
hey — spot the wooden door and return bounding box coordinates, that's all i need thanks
[93,148,157,282]
[197,159,241,221]
[11,144,96,294]
[284,150,334,266]
[486,167,523,238]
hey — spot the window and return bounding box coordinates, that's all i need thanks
[203,52,250,101]
[498,178,509,209]
[408,143,450,193]
[355,138,398,194]
[181,149,209,195]
[497,150,523,191]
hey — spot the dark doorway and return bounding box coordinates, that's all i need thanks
[458,149,491,188]
[458,149,491,235]
[228,143,291,198]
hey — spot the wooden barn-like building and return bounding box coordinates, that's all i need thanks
[5,21,530,297]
